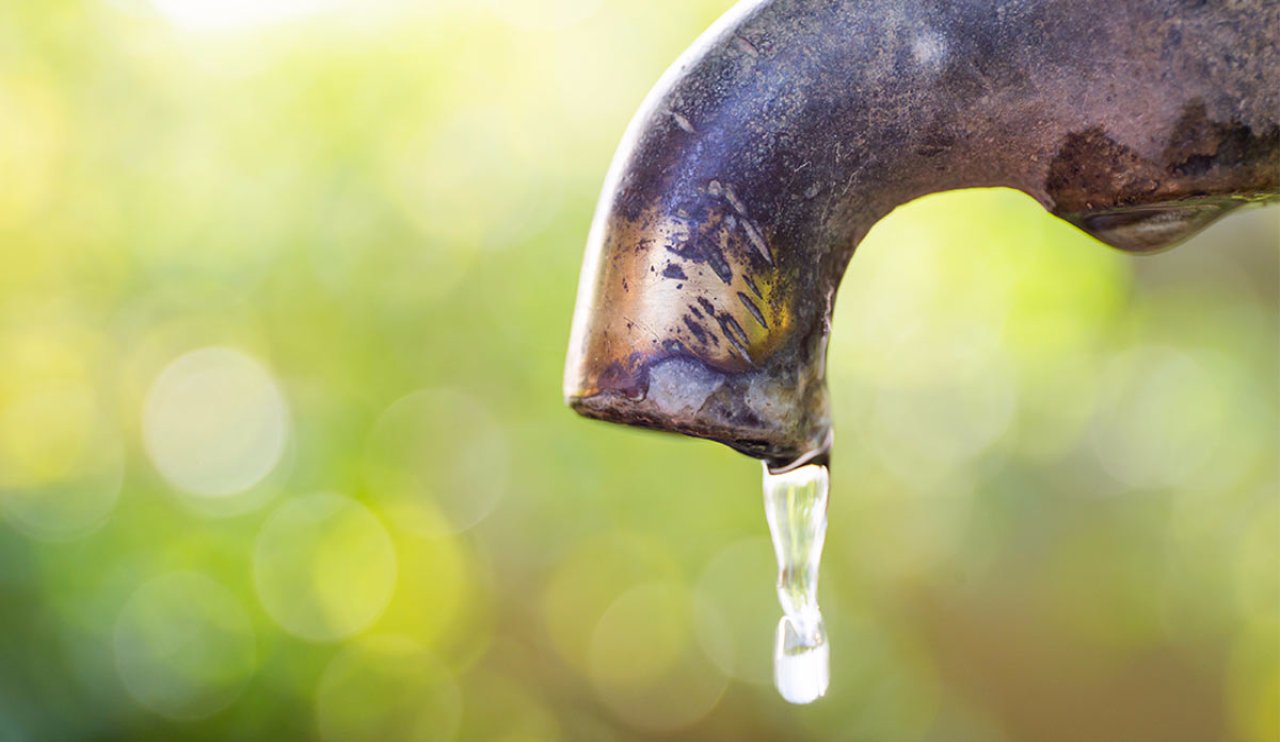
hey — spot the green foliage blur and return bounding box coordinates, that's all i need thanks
[0,1,1276,740]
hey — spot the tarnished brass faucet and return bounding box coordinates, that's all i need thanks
[565,0,1279,467]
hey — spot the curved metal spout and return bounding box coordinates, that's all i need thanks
[565,0,1279,466]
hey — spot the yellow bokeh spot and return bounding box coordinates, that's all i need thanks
[0,382,96,487]
[0,72,64,226]
[1227,629,1280,742]
[373,518,474,651]
[589,582,691,688]
[540,532,683,674]
[0,318,122,540]
[1233,499,1280,628]
[254,493,398,641]
[586,581,727,732]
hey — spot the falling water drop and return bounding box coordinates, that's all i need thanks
[762,457,830,704]
[1067,196,1261,254]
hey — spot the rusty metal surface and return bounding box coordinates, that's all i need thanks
[565,0,1280,466]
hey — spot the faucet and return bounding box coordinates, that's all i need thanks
[565,0,1279,468]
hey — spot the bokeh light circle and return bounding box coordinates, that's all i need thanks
[0,74,64,225]
[314,636,461,742]
[869,359,1018,489]
[113,572,256,720]
[253,492,397,641]
[143,346,289,498]
[693,536,777,685]
[588,581,728,732]
[0,379,123,541]
[589,582,689,687]
[364,388,508,536]
[1089,346,1225,490]
[540,533,683,674]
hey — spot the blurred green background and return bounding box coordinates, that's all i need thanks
[0,0,1276,740]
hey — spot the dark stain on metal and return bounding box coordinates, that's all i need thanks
[663,263,688,280]
[684,315,710,345]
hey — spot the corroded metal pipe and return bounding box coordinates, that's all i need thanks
[565,0,1279,466]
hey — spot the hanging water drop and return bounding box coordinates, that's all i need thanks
[762,458,830,704]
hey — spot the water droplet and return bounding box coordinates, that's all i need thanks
[762,458,830,704]
[774,614,829,705]
[1070,198,1246,254]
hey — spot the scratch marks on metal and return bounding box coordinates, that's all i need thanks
[740,220,773,264]
[737,291,769,329]
[734,33,760,57]
[707,179,775,265]
[671,110,697,134]
[717,312,754,364]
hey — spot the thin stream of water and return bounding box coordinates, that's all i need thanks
[762,459,830,704]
